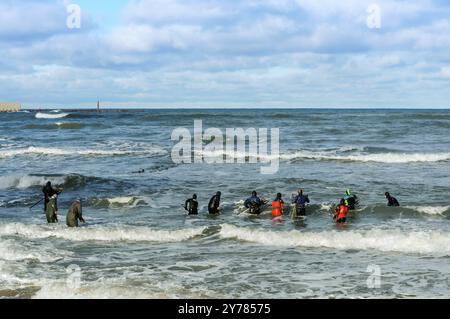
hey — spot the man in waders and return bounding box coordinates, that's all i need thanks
[66,200,85,227]
[43,181,63,222]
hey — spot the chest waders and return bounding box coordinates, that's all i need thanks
[46,196,58,223]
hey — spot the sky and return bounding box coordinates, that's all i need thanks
[0,0,449,109]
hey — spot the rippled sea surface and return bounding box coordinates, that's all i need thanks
[1,109,449,299]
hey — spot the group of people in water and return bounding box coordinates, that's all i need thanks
[41,180,400,227]
[42,181,84,227]
[184,189,401,224]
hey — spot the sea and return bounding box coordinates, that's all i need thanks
[0,109,449,299]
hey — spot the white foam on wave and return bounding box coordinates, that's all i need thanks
[0,146,167,158]
[0,240,69,263]
[0,174,66,190]
[201,149,450,164]
[91,196,150,209]
[32,279,221,299]
[35,112,69,119]
[406,206,450,216]
[108,197,140,205]
[0,223,206,243]
[319,203,333,211]
[32,283,164,299]
[219,224,450,255]
[281,150,450,163]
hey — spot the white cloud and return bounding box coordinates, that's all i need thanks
[105,24,204,53]
[123,0,229,23]
[0,1,66,37]
[439,66,450,79]
[1,0,450,108]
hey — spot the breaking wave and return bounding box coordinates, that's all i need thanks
[219,224,450,255]
[0,174,66,190]
[281,150,450,163]
[89,196,148,208]
[201,147,450,164]
[0,146,167,158]
[0,223,207,243]
[35,112,69,119]
[404,206,450,216]
[0,240,69,263]
[0,174,126,191]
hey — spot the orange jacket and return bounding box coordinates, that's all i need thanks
[272,200,285,217]
[335,205,349,220]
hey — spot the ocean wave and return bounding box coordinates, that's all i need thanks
[0,146,167,158]
[31,280,222,299]
[32,283,169,299]
[0,174,125,191]
[281,151,450,163]
[0,174,67,190]
[0,240,69,263]
[219,224,450,255]
[352,205,450,217]
[24,123,85,130]
[0,223,207,243]
[404,206,450,216]
[35,112,69,119]
[200,147,450,164]
[233,201,450,218]
[89,196,149,209]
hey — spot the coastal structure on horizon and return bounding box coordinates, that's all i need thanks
[0,103,21,112]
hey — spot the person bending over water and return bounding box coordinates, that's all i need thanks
[272,193,285,218]
[244,191,263,215]
[184,194,199,215]
[66,200,85,228]
[292,189,310,217]
[208,192,222,215]
[343,189,358,210]
[334,199,349,224]
[385,192,400,207]
[45,194,59,223]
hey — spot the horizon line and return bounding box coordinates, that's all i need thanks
[22,106,450,110]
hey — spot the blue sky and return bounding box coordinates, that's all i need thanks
[0,0,449,108]
[75,0,128,31]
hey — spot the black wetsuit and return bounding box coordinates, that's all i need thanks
[387,195,400,207]
[292,194,310,216]
[244,196,262,215]
[208,195,221,215]
[185,198,199,215]
[344,195,358,210]
[42,184,59,212]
